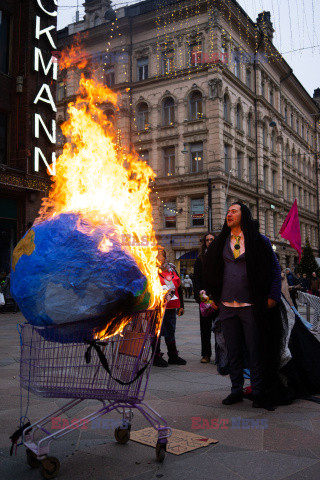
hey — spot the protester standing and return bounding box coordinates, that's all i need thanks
[193,232,217,363]
[204,202,282,409]
[153,248,186,367]
[310,272,320,296]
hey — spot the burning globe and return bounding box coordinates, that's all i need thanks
[10,53,163,341]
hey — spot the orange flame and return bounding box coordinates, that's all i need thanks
[59,33,89,70]
[40,56,165,336]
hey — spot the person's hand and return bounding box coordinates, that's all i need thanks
[177,307,184,316]
[267,298,277,309]
[210,300,219,310]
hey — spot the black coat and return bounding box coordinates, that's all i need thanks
[203,228,284,405]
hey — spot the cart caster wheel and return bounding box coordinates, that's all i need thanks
[40,456,60,479]
[26,448,41,468]
[155,442,166,463]
[114,427,130,444]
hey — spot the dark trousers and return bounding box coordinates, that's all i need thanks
[199,310,218,357]
[160,309,176,343]
[219,304,263,396]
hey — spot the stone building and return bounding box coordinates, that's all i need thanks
[0,0,57,273]
[57,0,320,274]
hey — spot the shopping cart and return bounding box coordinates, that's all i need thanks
[17,307,171,478]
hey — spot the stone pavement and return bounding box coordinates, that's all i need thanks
[0,302,320,480]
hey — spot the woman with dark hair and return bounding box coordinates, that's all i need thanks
[203,202,283,409]
[193,232,217,363]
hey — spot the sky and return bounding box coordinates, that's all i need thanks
[57,0,320,97]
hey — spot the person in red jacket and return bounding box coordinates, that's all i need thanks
[153,247,186,367]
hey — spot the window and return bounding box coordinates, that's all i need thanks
[190,142,203,173]
[56,122,65,146]
[273,213,277,238]
[163,147,175,176]
[137,102,149,131]
[296,119,299,134]
[137,57,148,81]
[191,198,204,226]
[248,158,254,183]
[291,149,295,167]
[104,67,115,87]
[236,104,241,130]
[292,184,296,200]
[287,181,290,200]
[236,151,242,179]
[264,210,269,235]
[262,124,267,146]
[189,91,203,120]
[261,81,265,96]
[272,170,276,193]
[190,41,202,66]
[247,113,252,137]
[224,143,229,171]
[284,106,288,122]
[0,112,8,164]
[297,152,301,171]
[164,201,176,228]
[162,97,174,126]
[223,94,230,121]
[57,80,66,102]
[270,89,274,106]
[291,113,293,128]
[162,50,174,75]
[246,69,251,89]
[221,42,228,64]
[301,123,304,139]
[0,10,10,74]
[263,165,268,190]
[139,150,149,164]
[285,145,289,164]
[234,49,240,78]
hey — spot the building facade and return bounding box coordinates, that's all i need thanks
[57,0,320,274]
[0,0,57,274]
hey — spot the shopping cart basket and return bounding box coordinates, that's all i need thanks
[17,307,171,478]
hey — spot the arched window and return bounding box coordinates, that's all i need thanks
[247,113,252,137]
[285,144,289,164]
[236,104,241,130]
[189,91,203,120]
[190,91,203,120]
[262,124,267,146]
[223,94,230,122]
[297,152,301,171]
[162,97,175,126]
[137,102,149,131]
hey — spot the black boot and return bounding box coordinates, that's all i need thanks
[152,338,168,367]
[165,339,187,365]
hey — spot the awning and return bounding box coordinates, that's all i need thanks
[178,250,198,260]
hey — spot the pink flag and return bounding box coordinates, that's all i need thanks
[279,199,302,261]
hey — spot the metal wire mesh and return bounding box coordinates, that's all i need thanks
[20,308,160,402]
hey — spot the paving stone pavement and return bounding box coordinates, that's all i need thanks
[0,302,319,480]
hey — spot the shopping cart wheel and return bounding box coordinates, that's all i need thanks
[26,448,41,468]
[40,456,60,479]
[114,427,130,444]
[155,442,166,463]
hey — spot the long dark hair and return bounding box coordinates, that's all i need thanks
[199,231,215,262]
[204,202,273,307]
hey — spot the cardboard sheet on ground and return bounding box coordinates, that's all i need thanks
[130,427,218,455]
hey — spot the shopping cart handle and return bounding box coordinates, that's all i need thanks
[84,339,150,386]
